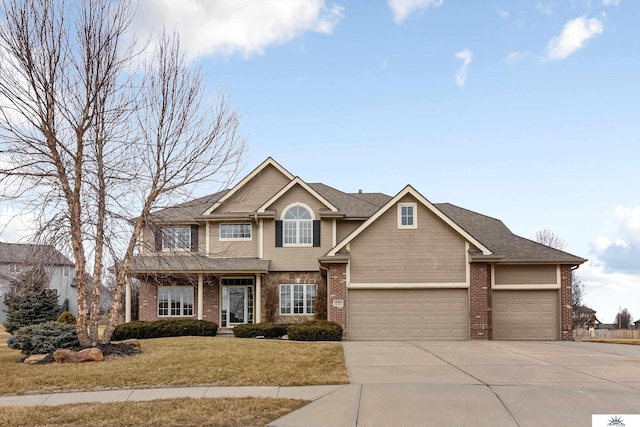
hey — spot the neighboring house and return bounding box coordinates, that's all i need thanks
[633,320,640,330]
[128,158,586,341]
[0,242,77,323]
[573,305,599,328]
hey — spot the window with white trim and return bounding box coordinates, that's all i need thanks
[9,264,22,273]
[219,223,252,240]
[398,203,417,229]
[158,286,194,316]
[283,205,313,246]
[279,283,316,315]
[162,227,191,250]
[62,265,71,277]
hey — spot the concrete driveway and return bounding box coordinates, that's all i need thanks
[272,340,640,427]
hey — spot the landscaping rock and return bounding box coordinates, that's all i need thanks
[53,347,104,363]
[281,335,289,340]
[24,354,48,365]
[120,339,141,348]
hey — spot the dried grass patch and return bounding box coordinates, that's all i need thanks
[0,397,307,427]
[584,338,640,345]
[0,326,349,395]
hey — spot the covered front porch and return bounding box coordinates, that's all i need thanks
[126,255,270,327]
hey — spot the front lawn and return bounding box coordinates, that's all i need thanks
[0,326,349,395]
[0,397,308,427]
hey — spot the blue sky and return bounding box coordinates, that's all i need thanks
[1,0,638,324]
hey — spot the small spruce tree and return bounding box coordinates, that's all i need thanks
[3,264,61,334]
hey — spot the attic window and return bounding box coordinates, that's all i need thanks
[398,203,417,229]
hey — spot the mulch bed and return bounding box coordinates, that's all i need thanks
[34,343,142,364]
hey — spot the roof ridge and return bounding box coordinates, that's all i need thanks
[511,233,585,260]
[434,202,507,225]
[308,182,384,209]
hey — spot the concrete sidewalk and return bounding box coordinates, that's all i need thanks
[0,384,346,407]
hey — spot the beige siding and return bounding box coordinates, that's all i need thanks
[208,222,257,258]
[139,227,155,255]
[336,220,363,242]
[349,195,467,283]
[263,219,332,271]
[216,163,291,212]
[261,184,334,270]
[138,225,206,255]
[264,184,327,218]
[494,265,557,285]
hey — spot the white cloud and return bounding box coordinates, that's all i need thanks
[612,205,640,241]
[454,49,472,86]
[546,17,604,60]
[497,8,510,19]
[0,205,37,242]
[388,0,443,24]
[535,2,553,15]
[506,51,523,63]
[602,0,620,6]
[589,205,640,275]
[132,0,344,59]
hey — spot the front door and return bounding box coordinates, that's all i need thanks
[221,278,254,327]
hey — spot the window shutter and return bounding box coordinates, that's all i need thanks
[191,225,199,252]
[154,228,162,251]
[275,220,283,247]
[313,220,321,247]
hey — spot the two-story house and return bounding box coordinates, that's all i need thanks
[129,158,586,340]
[0,242,77,323]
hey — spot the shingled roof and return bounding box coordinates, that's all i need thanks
[0,242,74,266]
[129,256,269,274]
[147,190,228,223]
[309,183,390,218]
[435,203,586,263]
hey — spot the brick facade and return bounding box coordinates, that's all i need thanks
[560,265,573,340]
[138,275,219,323]
[261,272,323,323]
[469,263,492,340]
[327,263,348,339]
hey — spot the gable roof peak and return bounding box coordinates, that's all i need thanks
[327,185,493,257]
[203,157,295,215]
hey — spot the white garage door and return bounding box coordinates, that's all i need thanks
[348,289,468,340]
[492,290,560,340]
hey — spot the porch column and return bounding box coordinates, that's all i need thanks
[255,274,261,323]
[125,276,131,323]
[197,274,204,320]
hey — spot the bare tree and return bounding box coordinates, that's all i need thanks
[535,229,585,309]
[0,0,245,345]
[535,229,567,251]
[613,308,633,329]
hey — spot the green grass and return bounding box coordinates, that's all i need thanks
[0,326,349,395]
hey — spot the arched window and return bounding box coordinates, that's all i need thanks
[283,205,313,246]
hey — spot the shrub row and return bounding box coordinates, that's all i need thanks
[112,319,218,341]
[287,320,343,341]
[7,321,79,355]
[233,320,342,341]
[232,323,289,339]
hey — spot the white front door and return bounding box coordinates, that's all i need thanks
[221,278,254,327]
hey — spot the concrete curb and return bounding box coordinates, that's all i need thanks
[0,385,348,407]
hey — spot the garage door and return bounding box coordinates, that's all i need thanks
[492,290,559,340]
[348,289,468,340]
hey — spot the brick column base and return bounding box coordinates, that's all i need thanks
[469,263,491,340]
[327,263,347,340]
[560,265,573,340]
